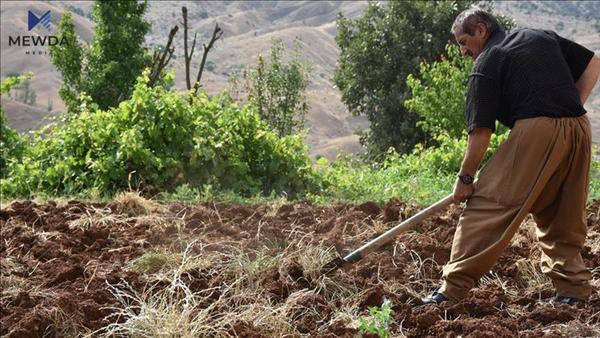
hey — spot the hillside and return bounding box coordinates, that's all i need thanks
[1,1,599,159]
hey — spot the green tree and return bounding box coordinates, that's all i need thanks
[334,0,475,159]
[50,10,83,112]
[247,39,311,137]
[87,0,150,109]
[51,0,150,112]
[405,44,473,140]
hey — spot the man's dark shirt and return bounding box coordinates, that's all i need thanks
[465,28,595,133]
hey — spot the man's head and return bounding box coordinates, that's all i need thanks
[452,7,501,59]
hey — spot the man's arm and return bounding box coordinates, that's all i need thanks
[460,128,493,176]
[453,127,492,203]
[576,53,600,105]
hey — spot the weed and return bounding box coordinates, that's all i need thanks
[359,298,394,338]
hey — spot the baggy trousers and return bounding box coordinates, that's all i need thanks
[440,115,593,300]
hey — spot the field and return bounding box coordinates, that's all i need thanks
[2,193,600,337]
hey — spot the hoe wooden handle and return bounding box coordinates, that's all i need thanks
[342,194,454,263]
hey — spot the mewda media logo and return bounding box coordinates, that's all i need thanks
[8,9,69,56]
[28,10,52,31]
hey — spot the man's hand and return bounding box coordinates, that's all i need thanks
[453,177,474,203]
[453,127,492,204]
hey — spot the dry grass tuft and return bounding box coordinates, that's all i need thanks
[99,276,229,337]
[480,272,518,299]
[134,214,181,229]
[218,248,282,290]
[282,237,358,298]
[319,302,362,332]
[69,206,127,230]
[393,241,441,293]
[114,191,164,216]
[513,258,551,290]
[0,274,30,299]
[127,241,216,279]
[264,196,290,218]
[127,251,184,275]
[293,243,337,282]
[44,306,91,337]
[0,250,33,298]
[99,274,297,337]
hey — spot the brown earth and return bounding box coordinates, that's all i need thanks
[2,198,600,337]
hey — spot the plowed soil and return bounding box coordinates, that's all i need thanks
[2,197,600,337]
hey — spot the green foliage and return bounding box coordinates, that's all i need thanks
[1,75,30,179]
[51,1,150,112]
[7,77,37,105]
[315,37,597,207]
[312,152,454,206]
[1,73,32,94]
[358,299,393,338]
[1,71,320,199]
[589,147,600,201]
[87,0,150,109]
[247,38,311,137]
[51,10,84,113]
[404,42,508,183]
[334,0,475,158]
[405,44,473,140]
[1,110,27,179]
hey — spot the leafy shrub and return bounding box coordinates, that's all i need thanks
[0,113,25,179]
[247,38,310,137]
[405,44,473,140]
[1,75,30,179]
[1,71,320,198]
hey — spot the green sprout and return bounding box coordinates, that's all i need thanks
[358,298,393,338]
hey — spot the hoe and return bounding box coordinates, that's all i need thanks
[322,194,454,275]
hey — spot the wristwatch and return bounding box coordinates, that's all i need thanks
[457,174,474,185]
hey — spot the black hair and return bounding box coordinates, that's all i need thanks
[452,7,501,36]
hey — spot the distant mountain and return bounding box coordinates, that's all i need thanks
[1,1,599,159]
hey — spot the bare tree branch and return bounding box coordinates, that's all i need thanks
[183,7,193,90]
[193,23,223,96]
[190,32,197,66]
[148,25,179,88]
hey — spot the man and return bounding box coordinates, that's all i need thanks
[422,7,600,305]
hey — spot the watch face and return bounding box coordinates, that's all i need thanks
[460,175,474,184]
